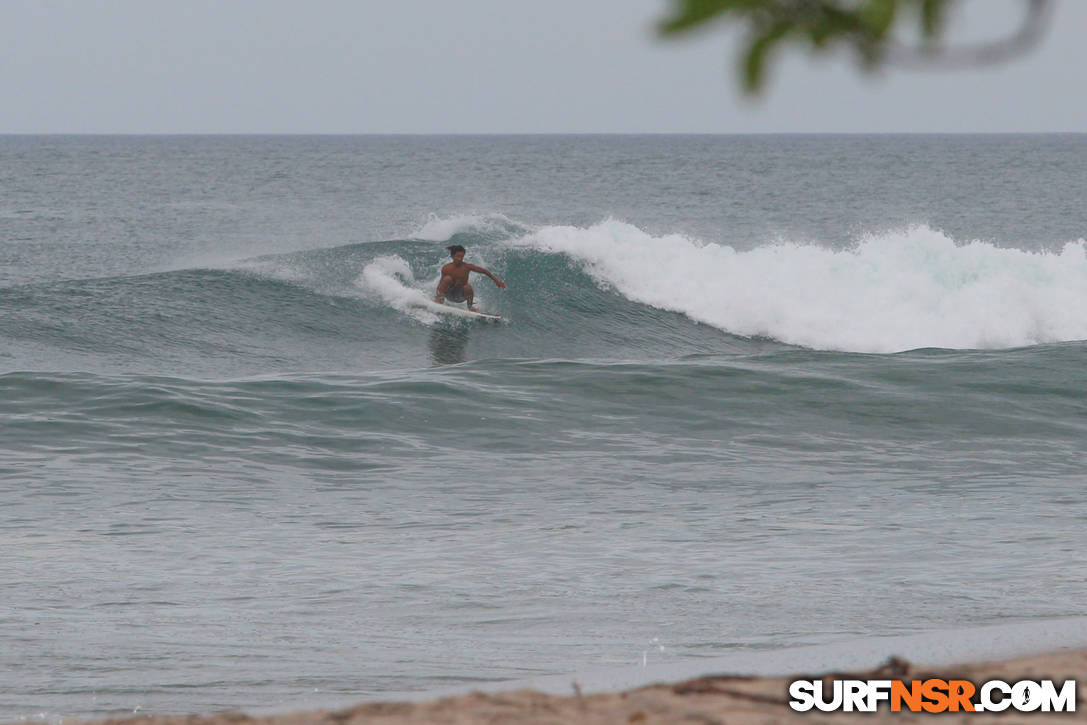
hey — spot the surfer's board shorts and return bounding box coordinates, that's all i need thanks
[444,287,469,303]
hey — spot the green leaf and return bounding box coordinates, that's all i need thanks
[920,0,949,37]
[655,0,965,94]
[742,21,791,93]
[857,0,899,38]
[658,0,755,35]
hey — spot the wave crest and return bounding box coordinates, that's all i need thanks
[518,220,1087,352]
[412,213,527,243]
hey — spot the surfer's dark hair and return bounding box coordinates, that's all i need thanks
[447,244,466,256]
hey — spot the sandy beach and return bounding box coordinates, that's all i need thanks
[44,648,1085,725]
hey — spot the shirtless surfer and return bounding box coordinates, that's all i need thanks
[434,245,506,311]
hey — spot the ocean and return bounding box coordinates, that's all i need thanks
[2,134,1086,720]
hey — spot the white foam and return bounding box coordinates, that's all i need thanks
[518,220,1087,353]
[356,255,439,324]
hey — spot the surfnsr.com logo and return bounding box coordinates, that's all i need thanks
[788,678,1077,713]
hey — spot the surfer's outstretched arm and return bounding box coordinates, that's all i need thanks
[468,264,506,289]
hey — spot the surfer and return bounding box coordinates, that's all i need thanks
[434,244,506,312]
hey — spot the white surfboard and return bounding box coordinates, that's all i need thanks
[423,300,503,321]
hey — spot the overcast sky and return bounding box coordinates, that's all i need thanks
[2,0,1084,133]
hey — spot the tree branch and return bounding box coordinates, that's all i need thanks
[885,0,1054,69]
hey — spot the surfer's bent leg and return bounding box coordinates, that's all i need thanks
[435,275,454,303]
[463,283,475,310]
